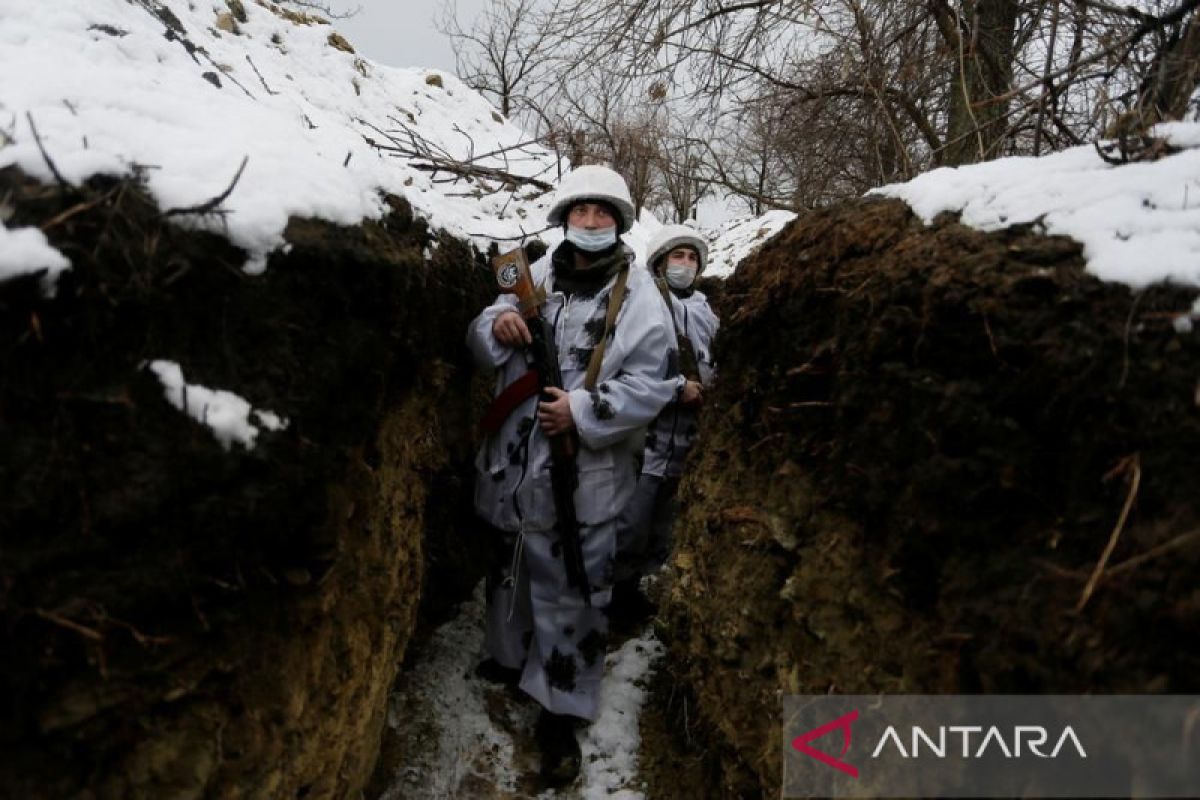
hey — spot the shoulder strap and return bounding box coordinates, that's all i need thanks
[583,266,630,391]
[654,277,701,382]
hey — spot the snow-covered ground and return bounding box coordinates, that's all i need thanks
[875,122,1200,291]
[0,0,560,284]
[703,210,799,278]
[378,583,664,800]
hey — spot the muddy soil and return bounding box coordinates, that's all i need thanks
[657,198,1200,796]
[0,167,492,798]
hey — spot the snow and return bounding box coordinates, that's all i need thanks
[621,208,666,269]
[704,209,798,278]
[147,359,287,450]
[378,581,663,799]
[873,122,1200,290]
[0,0,560,280]
[0,221,70,291]
[578,635,664,800]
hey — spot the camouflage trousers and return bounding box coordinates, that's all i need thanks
[483,518,615,721]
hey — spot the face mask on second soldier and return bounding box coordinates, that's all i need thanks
[665,262,697,289]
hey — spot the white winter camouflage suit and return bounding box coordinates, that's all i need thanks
[615,286,718,582]
[467,243,676,720]
[642,288,718,477]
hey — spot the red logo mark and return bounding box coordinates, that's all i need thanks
[791,709,860,778]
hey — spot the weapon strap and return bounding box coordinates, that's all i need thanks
[583,266,630,391]
[654,277,701,382]
[479,368,540,434]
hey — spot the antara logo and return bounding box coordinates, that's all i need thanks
[792,710,861,778]
[870,725,1088,759]
[791,712,1088,777]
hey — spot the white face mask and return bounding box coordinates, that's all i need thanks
[566,225,618,252]
[665,262,697,289]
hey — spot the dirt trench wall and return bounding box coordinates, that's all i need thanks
[0,168,491,798]
[661,198,1200,796]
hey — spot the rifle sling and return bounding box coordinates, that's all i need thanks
[583,266,630,392]
[479,368,540,434]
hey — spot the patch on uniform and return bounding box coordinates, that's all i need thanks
[491,468,507,482]
[545,647,578,692]
[590,389,616,420]
[598,381,612,394]
[577,629,607,668]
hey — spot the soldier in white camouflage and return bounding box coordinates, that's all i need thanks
[611,224,719,625]
[466,165,677,786]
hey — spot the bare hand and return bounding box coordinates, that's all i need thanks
[537,386,575,435]
[680,380,703,407]
[493,310,532,347]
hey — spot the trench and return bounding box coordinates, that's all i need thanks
[3,169,1199,800]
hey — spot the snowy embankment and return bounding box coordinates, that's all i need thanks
[378,584,663,800]
[875,122,1200,296]
[1,0,563,449]
[0,0,558,284]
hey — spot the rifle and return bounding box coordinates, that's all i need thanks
[491,247,591,606]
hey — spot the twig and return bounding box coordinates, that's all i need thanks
[101,614,174,646]
[408,160,554,191]
[1118,291,1143,390]
[982,312,1000,360]
[41,186,120,231]
[36,608,104,641]
[466,222,555,241]
[1076,453,1141,612]
[1105,528,1200,578]
[26,112,69,190]
[244,54,279,95]
[162,156,249,217]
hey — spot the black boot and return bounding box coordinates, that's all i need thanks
[535,709,583,787]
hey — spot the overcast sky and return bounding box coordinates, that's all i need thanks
[332,0,487,73]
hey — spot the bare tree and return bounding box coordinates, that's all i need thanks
[437,0,557,120]
[444,0,1200,214]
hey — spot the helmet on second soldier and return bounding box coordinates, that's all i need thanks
[647,224,708,275]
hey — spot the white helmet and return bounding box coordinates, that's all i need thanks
[545,165,636,234]
[647,224,708,275]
